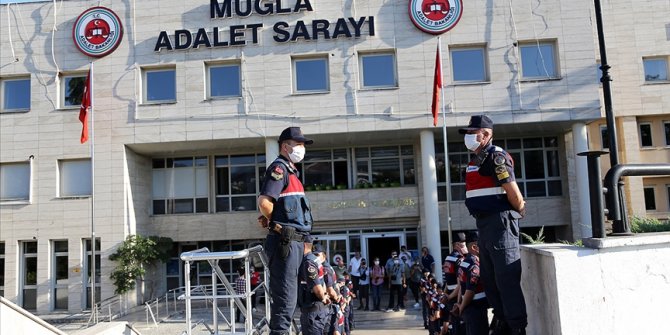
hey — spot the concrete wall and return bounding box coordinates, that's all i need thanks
[521,233,670,335]
[0,296,67,335]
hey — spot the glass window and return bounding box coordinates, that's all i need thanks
[354,145,415,188]
[293,56,329,93]
[21,241,37,310]
[0,242,5,297]
[84,238,101,309]
[144,68,176,102]
[215,154,264,212]
[300,149,349,190]
[208,63,241,98]
[52,240,68,310]
[59,159,91,197]
[152,157,208,215]
[644,187,656,210]
[61,74,86,108]
[1,77,30,111]
[0,162,30,201]
[519,41,558,79]
[359,52,397,88]
[643,57,668,82]
[639,123,653,147]
[451,46,487,82]
[664,122,670,146]
[600,125,610,149]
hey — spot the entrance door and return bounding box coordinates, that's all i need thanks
[365,236,401,265]
[312,235,349,265]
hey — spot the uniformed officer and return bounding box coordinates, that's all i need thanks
[257,126,315,335]
[459,115,527,335]
[322,260,340,335]
[299,244,331,335]
[452,232,488,335]
[443,232,467,335]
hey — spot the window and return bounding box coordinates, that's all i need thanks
[639,123,653,147]
[519,41,558,79]
[215,154,265,212]
[1,76,30,111]
[644,187,656,210]
[359,52,397,88]
[643,57,668,82]
[59,159,91,197]
[143,67,176,103]
[60,74,86,108]
[299,149,349,190]
[292,56,329,93]
[600,125,610,149]
[450,46,488,82]
[21,241,37,310]
[153,157,209,215]
[52,240,68,310]
[1,162,30,202]
[83,238,100,309]
[664,122,670,146]
[0,242,5,297]
[354,145,415,188]
[208,62,241,98]
[439,136,562,200]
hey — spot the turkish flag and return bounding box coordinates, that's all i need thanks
[79,70,91,144]
[431,43,442,127]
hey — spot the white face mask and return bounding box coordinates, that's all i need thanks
[288,144,305,163]
[464,134,480,151]
[374,261,380,265]
[394,260,399,265]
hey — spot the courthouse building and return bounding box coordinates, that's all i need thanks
[0,0,668,313]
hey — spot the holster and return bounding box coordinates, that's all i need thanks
[279,225,296,260]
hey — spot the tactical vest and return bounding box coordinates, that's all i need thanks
[443,250,463,293]
[464,145,514,215]
[299,253,324,307]
[270,157,313,232]
[458,254,486,301]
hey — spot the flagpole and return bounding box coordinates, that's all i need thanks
[89,61,96,315]
[437,37,454,249]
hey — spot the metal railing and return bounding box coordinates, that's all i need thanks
[180,245,270,335]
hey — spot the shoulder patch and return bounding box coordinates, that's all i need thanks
[307,265,318,280]
[495,165,506,174]
[493,155,506,166]
[271,165,284,181]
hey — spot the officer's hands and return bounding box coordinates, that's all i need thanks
[322,296,331,305]
[257,215,269,229]
[450,303,462,316]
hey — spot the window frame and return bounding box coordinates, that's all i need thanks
[663,121,670,147]
[58,159,92,198]
[142,66,177,104]
[59,72,87,109]
[0,161,32,204]
[20,241,38,310]
[0,242,5,297]
[639,122,653,148]
[353,145,416,188]
[291,55,330,94]
[299,148,350,190]
[518,40,560,80]
[206,61,242,99]
[51,240,68,310]
[600,125,610,150]
[83,238,101,309]
[642,56,669,83]
[643,186,656,211]
[152,156,210,215]
[1,76,31,112]
[358,51,398,89]
[214,154,265,213]
[449,44,489,83]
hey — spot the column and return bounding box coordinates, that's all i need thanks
[572,123,592,239]
[265,138,279,168]
[419,130,443,281]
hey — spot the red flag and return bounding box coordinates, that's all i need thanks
[431,43,442,127]
[79,70,91,144]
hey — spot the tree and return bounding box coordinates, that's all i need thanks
[109,235,173,297]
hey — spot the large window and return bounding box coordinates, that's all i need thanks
[59,159,91,197]
[643,57,668,82]
[519,41,558,79]
[0,242,5,297]
[639,123,653,147]
[644,187,656,211]
[61,74,87,108]
[439,136,562,200]
[52,240,68,310]
[354,145,415,188]
[299,149,349,190]
[292,56,329,93]
[152,157,209,215]
[143,67,176,103]
[0,162,30,202]
[450,45,488,82]
[1,76,30,111]
[21,241,37,310]
[208,62,241,98]
[359,52,397,88]
[215,154,265,212]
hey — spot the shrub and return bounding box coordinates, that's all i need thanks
[521,226,545,244]
[109,235,173,295]
[629,216,670,233]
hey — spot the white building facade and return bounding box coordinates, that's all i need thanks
[4,0,657,314]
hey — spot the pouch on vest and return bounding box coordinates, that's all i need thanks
[279,225,296,259]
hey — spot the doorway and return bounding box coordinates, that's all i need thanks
[365,236,400,264]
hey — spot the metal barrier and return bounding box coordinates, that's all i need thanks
[180,245,270,335]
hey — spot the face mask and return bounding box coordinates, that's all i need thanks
[394,260,399,265]
[288,144,305,163]
[464,134,480,151]
[374,261,380,265]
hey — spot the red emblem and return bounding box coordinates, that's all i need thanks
[422,0,450,21]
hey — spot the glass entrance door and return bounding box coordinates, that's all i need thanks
[312,235,349,265]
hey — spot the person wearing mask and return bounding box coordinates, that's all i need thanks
[249,265,260,312]
[299,244,331,335]
[452,232,488,335]
[386,255,406,312]
[399,245,413,267]
[384,250,398,310]
[357,258,370,310]
[409,259,423,309]
[334,256,347,281]
[370,257,385,311]
[421,247,436,275]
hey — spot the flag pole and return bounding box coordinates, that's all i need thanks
[437,37,453,249]
[89,61,96,315]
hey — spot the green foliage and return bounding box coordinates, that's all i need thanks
[109,235,173,295]
[630,216,670,233]
[521,226,545,244]
[559,239,584,247]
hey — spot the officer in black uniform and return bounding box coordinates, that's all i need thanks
[453,231,488,335]
[299,244,331,335]
[443,232,467,335]
[459,115,527,335]
[258,127,314,335]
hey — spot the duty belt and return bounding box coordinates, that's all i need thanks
[303,301,328,312]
